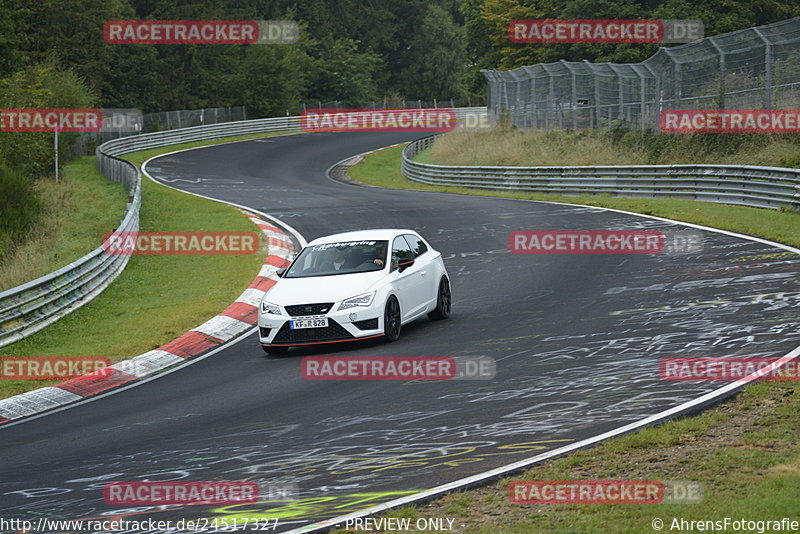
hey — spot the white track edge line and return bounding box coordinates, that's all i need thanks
[0,132,307,430]
[285,142,800,533]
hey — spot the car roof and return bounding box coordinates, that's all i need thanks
[307,229,417,246]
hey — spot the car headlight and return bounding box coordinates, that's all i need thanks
[260,300,282,315]
[338,291,376,311]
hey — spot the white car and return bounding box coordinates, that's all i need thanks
[258,229,451,354]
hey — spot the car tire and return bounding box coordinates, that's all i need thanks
[427,276,451,320]
[262,345,289,356]
[383,296,402,342]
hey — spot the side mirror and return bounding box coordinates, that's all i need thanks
[276,268,286,278]
[398,259,414,273]
[391,256,400,271]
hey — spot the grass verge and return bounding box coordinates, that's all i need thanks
[427,128,800,167]
[348,144,800,249]
[334,381,800,533]
[0,157,129,291]
[336,138,800,532]
[0,132,289,399]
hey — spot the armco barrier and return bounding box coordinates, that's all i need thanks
[0,108,487,348]
[0,159,140,348]
[401,135,800,210]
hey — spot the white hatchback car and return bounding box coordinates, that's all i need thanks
[258,229,451,354]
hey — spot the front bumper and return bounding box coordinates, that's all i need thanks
[259,304,383,347]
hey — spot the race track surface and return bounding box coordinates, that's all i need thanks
[1,131,798,533]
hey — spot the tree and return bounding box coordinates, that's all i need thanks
[0,58,97,177]
[0,0,30,78]
[306,38,383,106]
[395,5,467,101]
[25,0,128,97]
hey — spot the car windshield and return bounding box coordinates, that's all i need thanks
[284,240,388,278]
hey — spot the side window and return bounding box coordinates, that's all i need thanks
[403,234,428,258]
[391,236,414,271]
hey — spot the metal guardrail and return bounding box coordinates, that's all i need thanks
[0,109,487,347]
[0,159,141,348]
[402,135,800,210]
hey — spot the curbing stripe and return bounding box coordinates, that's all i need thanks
[268,246,295,258]
[266,234,294,247]
[218,302,259,323]
[158,331,223,359]
[56,369,137,397]
[0,387,84,420]
[235,287,267,307]
[256,223,281,233]
[191,314,254,342]
[265,252,293,265]
[249,277,278,293]
[258,263,285,279]
[111,350,184,378]
[0,144,303,427]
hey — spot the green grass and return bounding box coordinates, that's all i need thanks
[349,144,800,249]
[0,157,130,291]
[0,133,293,399]
[334,138,800,534]
[353,382,800,534]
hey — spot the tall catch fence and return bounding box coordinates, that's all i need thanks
[483,18,800,130]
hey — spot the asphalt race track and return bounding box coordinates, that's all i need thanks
[1,131,799,533]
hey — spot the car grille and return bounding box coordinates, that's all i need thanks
[353,318,379,330]
[285,303,335,317]
[272,319,354,344]
[259,327,271,337]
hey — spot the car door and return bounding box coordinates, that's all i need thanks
[390,236,427,320]
[403,234,437,308]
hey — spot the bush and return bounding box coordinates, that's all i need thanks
[0,57,97,178]
[0,161,40,260]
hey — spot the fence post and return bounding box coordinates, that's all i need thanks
[671,53,681,109]
[531,71,537,129]
[615,67,624,123]
[564,61,578,130]
[753,28,773,109]
[642,61,659,130]
[638,69,646,128]
[708,37,726,109]
[584,61,601,129]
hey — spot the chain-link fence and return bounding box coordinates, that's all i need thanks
[74,106,248,154]
[483,18,800,130]
[302,100,457,109]
[144,106,247,131]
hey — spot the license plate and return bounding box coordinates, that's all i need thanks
[290,318,328,329]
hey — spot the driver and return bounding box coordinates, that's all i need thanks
[372,244,386,266]
[329,247,349,271]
